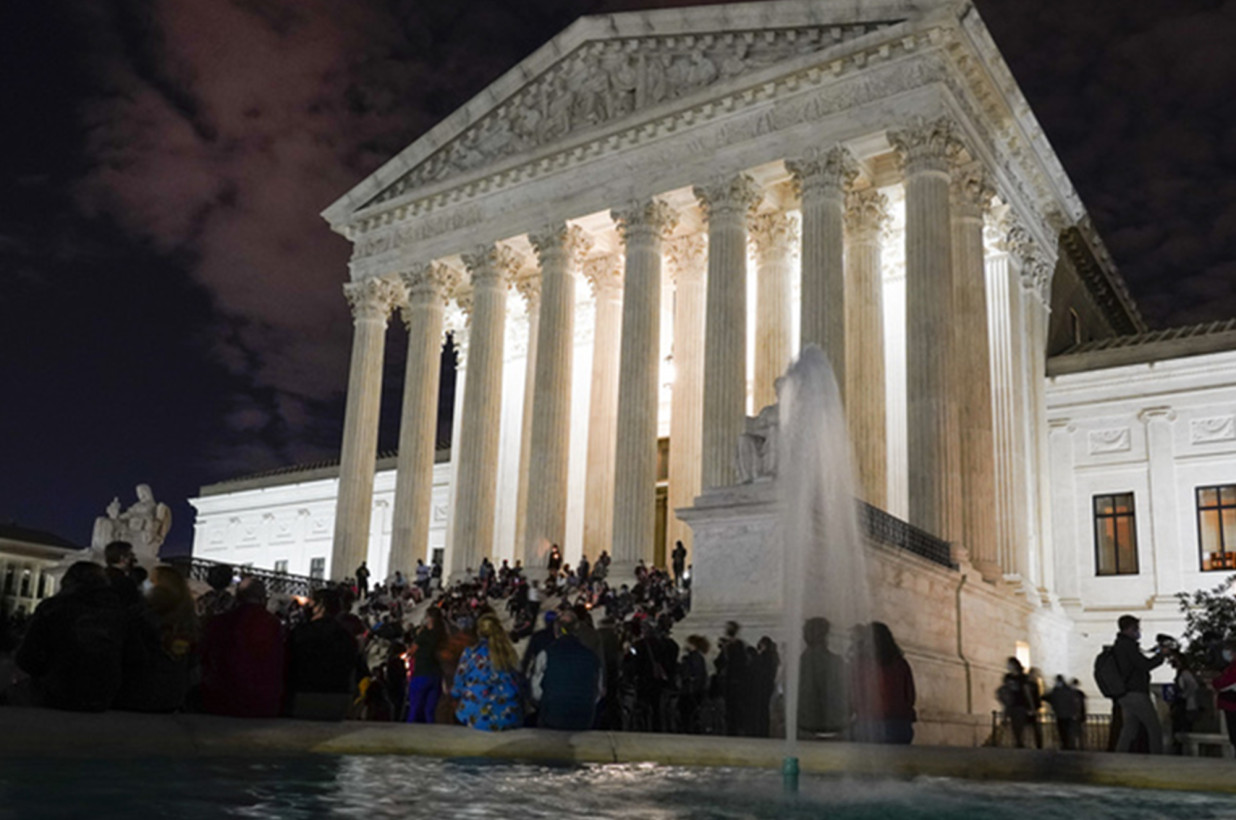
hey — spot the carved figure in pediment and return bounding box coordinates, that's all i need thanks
[541,77,573,141]
[687,53,719,90]
[604,54,638,116]
[512,102,541,141]
[645,53,670,105]
[720,42,750,79]
[572,61,612,126]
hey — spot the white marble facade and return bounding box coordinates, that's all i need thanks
[187,0,1236,727]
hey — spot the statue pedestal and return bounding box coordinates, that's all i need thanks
[675,479,787,641]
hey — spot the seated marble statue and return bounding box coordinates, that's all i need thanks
[736,402,779,483]
[91,484,173,561]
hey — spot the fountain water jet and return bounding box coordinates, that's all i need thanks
[777,344,871,787]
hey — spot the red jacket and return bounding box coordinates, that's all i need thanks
[200,603,285,718]
[1213,659,1236,712]
[852,656,917,723]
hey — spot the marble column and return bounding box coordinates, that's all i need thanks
[611,201,677,570]
[1140,406,1182,604]
[889,117,962,542]
[582,254,624,561]
[749,211,796,410]
[666,234,708,560]
[389,263,459,576]
[331,276,403,580]
[1025,257,1055,593]
[696,174,761,490]
[524,225,591,566]
[450,245,519,577]
[441,301,470,570]
[843,188,891,509]
[987,210,1039,580]
[951,163,999,579]
[511,271,541,562]
[788,147,856,396]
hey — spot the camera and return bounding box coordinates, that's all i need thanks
[1155,634,1179,653]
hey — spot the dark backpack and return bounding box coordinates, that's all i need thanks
[1093,646,1126,699]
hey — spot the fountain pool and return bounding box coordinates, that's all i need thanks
[2,756,1232,819]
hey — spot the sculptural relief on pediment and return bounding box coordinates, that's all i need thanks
[364,23,895,208]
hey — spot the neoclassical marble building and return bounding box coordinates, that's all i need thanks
[311,0,1120,585]
[190,0,1236,739]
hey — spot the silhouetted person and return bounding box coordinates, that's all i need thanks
[16,562,127,712]
[851,622,916,744]
[999,657,1042,748]
[355,562,370,599]
[200,578,285,718]
[717,621,751,736]
[1113,614,1164,754]
[671,541,687,586]
[798,617,847,737]
[531,610,601,730]
[287,587,359,720]
[103,540,141,607]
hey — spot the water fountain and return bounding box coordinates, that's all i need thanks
[777,344,871,790]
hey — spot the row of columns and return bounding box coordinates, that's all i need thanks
[329,115,1046,584]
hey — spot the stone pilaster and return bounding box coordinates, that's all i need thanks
[843,188,890,509]
[748,211,796,411]
[582,254,624,561]
[611,201,678,570]
[450,245,519,576]
[511,271,541,560]
[696,174,762,490]
[666,234,708,560]
[950,162,999,580]
[389,262,459,576]
[331,275,403,580]
[788,147,857,396]
[889,117,962,542]
[523,224,591,566]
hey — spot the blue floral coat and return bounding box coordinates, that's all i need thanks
[450,640,524,731]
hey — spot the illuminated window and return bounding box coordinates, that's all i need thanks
[1094,493,1138,576]
[274,560,288,575]
[309,557,325,580]
[1197,485,1236,571]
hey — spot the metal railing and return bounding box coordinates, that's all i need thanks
[859,502,956,569]
[166,556,325,598]
[988,711,1113,750]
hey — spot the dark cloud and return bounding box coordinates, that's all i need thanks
[1,0,1232,549]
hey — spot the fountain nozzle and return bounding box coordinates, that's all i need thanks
[782,756,799,794]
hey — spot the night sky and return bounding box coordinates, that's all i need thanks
[2,0,1234,556]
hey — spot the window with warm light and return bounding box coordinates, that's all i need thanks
[1196,485,1236,571]
[1094,493,1138,576]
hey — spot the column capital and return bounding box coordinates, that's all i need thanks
[843,188,891,238]
[583,253,624,299]
[693,173,762,222]
[513,268,541,313]
[950,162,996,220]
[748,210,797,259]
[612,199,678,245]
[664,234,708,286]
[343,276,403,323]
[786,146,858,200]
[400,262,459,307]
[889,116,963,177]
[461,244,522,288]
[529,223,592,270]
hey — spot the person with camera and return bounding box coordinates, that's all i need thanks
[1112,614,1167,754]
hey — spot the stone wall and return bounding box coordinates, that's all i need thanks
[679,482,1073,746]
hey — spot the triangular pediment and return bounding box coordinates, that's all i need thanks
[326,1,941,224]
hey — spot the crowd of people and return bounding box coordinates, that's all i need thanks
[995,614,1236,754]
[0,538,927,745]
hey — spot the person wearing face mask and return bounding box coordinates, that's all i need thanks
[1212,639,1236,750]
[1112,614,1166,754]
